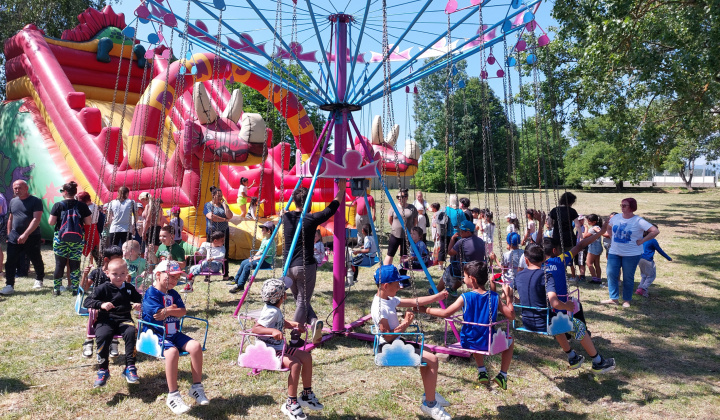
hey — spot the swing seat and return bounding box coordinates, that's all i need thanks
[443,315,513,356]
[513,290,580,337]
[237,331,291,375]
[191,256,226,282]
[136,316,209,359]
[370,324,427,367]
[86,308,124,339]
[400,255,435,271]
[75,288,89,316]
[352,254,380,268]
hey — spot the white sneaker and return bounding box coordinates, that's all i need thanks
[0,285,14,295]
[299,391,324,411]
[281,401,307,420]
[33,280,43,289]
[420,402,452,420]
[82,340,94,358]
[423,392,450,407]
[189,384,210,405]
[311,320,323,344]
[166,392,191,415]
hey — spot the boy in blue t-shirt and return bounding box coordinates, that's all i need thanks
[636,226,671,297]
[515,242,616,374]
[423,261,515,390]
[142,260,209,414]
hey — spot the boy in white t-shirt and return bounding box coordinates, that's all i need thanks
[252,278,324,420]
[186,231,225,284]
[371,265,451,420]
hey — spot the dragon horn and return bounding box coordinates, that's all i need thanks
[222,89,243,123]
[193,82,218,125]
[385,124,400,147]
[371,115,382,145]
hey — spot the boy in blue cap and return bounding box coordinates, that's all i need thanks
[371,265,451,420]
[501,232,524,287]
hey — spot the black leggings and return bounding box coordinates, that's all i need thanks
[109,232,131,247]
[387,234,408,258]
[54,254,81,288]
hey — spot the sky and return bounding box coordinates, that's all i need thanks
[110,0,560,154]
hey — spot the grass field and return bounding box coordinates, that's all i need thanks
[1,189,719,419]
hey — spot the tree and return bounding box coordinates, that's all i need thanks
[413,148,466,193]
[663,114,720,190]
[1,0,107,99]
[528,0,720,185]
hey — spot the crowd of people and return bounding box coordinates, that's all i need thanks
[0,180,672,419]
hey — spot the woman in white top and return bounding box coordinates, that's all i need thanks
[602,198,659,307]
[107,186,136,247]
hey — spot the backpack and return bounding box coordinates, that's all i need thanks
[436,211,448,236]
[58,201,84,243]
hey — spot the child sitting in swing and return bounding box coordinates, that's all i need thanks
[350,224,378,282]
[402,227,431,270]
[422,260,515,390]
[185,230,226,289]
[142,260,209,414]
[252,278,324,420]
[123,240,147,290]
[371,265,452,420]
[313,229,325,267]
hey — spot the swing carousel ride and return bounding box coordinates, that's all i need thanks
[1,0,551,354]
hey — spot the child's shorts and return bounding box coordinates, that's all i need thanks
[588,240,603,256]
[159,332,194,350]
[276,346,297,358]
[569,318,587,341]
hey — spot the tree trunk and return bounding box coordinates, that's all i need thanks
[679,158,695,191]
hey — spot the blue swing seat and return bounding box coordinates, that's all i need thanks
[513,289,580,336]
[75,288,89,316]
[371,324,427,367]
[352,253,380,268]
[136,316,209,359]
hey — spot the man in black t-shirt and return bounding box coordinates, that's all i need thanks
[0,180,45,296]
[282,179,346,345]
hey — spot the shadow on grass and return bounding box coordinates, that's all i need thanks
[495,403,589,419]
[556,373,630,403]
[0,377,30,393]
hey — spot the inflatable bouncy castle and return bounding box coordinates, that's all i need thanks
[0,6,419,258]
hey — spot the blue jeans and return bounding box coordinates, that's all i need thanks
[606,253,641,301]
[234,258,271,287]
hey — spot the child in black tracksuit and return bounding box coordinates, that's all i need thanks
[83,259,143,387]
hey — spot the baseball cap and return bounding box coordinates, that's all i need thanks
[459,220,475,232]
[506,232,520,246]
[505,212,517,219]
[261,277,292,304]
[153,260,184,275]
[261,221,275,230]
[577,214,585,220]
[374,265,401,285]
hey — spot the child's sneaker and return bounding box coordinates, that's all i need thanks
[166,392,191,414]
[590,277,602,284]
[281,400,307,420]
[423,392,450,407]
[82,340,94,357]
[592,356,616,374]
[288,330,305,348]
[568,353,585,369]
[122,365,139,384]
[189,383,210,405]
[109,339,120,358]
[477,371,490,384]
[183,282,194,293]
[636,288,649,298]
[93,369,110,388]
[311,320,323,344]
[420,402,452,420]
[493,373,507,390]
[299,390,324,411]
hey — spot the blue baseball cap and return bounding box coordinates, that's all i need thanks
[459,220,475,232]
[374,265,411,287]
[506,232,520,246]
